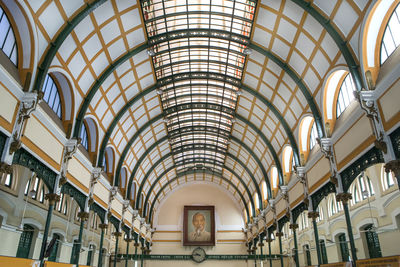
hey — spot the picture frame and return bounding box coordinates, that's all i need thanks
[183,205,215,246]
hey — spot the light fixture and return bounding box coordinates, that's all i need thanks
[243,48,252,55]
[147,48,156,57]
[156,89,163,95]
[163,118,169,123]
[231,117,236,123]
[236,89,242,96]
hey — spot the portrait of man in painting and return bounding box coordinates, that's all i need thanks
[183,206,215,246]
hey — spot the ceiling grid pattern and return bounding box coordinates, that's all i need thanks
[19,0,371,219]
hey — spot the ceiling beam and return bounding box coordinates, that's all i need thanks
[135,153,255,219]
[32,0,107,93]
[125,135,265,207]
[148,169,252,223]
[290,0,364,91]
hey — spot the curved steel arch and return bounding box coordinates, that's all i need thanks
[290,0,364,91]
[72,43,148,139]
[148,169,251,223]
[241,85,300,167]
[137,153,256,217]
[112,109,278,191]
[125,135,266,206]
[73,31,322,149]
[32,0,107,93]
[248,42,325,139]
[235,114,284,184]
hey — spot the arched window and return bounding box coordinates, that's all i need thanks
[0,6,18,65]
[254,193,259,211]
[16,224,35,258]
[381,3,400,64]
[41,74,62,118]
[359,172,375,199]
[130,182,136,201]
[79,123,89,151]
[382,166,396,190]
[248,201,253,218]
[309,122,317,150]
[102,156,107,173]
[271,167,278,189]
[261,181,268,202]
[337,233,350,262]
[120,168,127,189]
[1,172,12,188]
[336,74,356,118]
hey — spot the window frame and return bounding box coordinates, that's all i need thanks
[380,3,400,65]
[0,5,18,66]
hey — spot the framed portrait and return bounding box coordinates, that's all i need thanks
[183,205,215,246]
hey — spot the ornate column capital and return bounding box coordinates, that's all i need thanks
[275,232,283,237]
[99,223,108,230]
[294,166,307,184]
[134,242,140,247]
[77,211,89,221]
[45,193,60,205]
[91,167,102,186]
[336,192,352,204]
[113,231,122,237]
[385,160,400,177]
[307,211,319,220]
[0,163,12,174]
[318,137,333,157]
[289,223,299,230]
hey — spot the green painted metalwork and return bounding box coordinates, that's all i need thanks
[236,114,283,185]
[140,155,255,218]
[113,237,119,267]
[61,182,87,210]
[241,85,300,167]
[73,43,148,139]
[248,42,324,139]
[134,146,262,209]
[292,228,300,267]
[290,0,364,91]
[90,202,106,223]
[312,219,322,265]
[148,169,251,223]
[114,114,163,185]
[16,224,34,258]
[110,215,120,231]
[342,202,357,262]
[0,130,7,157]
[148,28,249,48]
[39,203,55,265]
[98,229,105,267]
[277,216,289,232]
[390,126,400,159]
[13,148,57,192]
[97,85,156,166]
[164,102,235,117]
[340,146,384,192]
[230,135,271,191]
[277,233,284,267]
[157,71,241,87]
[33,0,107,93]
[311,181,336,210]
[291,202,308,223]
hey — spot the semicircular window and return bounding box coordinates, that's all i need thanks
[41,74,62,118]
[381,3,400,64]
[0,6,18,65]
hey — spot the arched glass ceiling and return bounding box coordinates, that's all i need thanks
[141,0,257,175]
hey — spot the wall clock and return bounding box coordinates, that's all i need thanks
[192,247,206,263]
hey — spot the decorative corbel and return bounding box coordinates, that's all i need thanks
[58,138,80,187]
[2,92,43,164]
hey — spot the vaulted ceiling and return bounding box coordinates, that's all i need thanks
[26,0,370,222]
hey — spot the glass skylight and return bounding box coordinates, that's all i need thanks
[142,0,256,172]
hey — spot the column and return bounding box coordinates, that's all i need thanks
[72,211,89,265]
[265,236,273,267]
[134,239,139,266]
[290,223,300,267]
[308,211,322,265]
[140,238,145,267]
[39,193,60,266]
[125,237,132,267]
[276,232,284,267]
[113,231,122,267]
[253,240,258,267]
[259,236,264,267]
[98,223,108,267]
[337,192,357,262]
